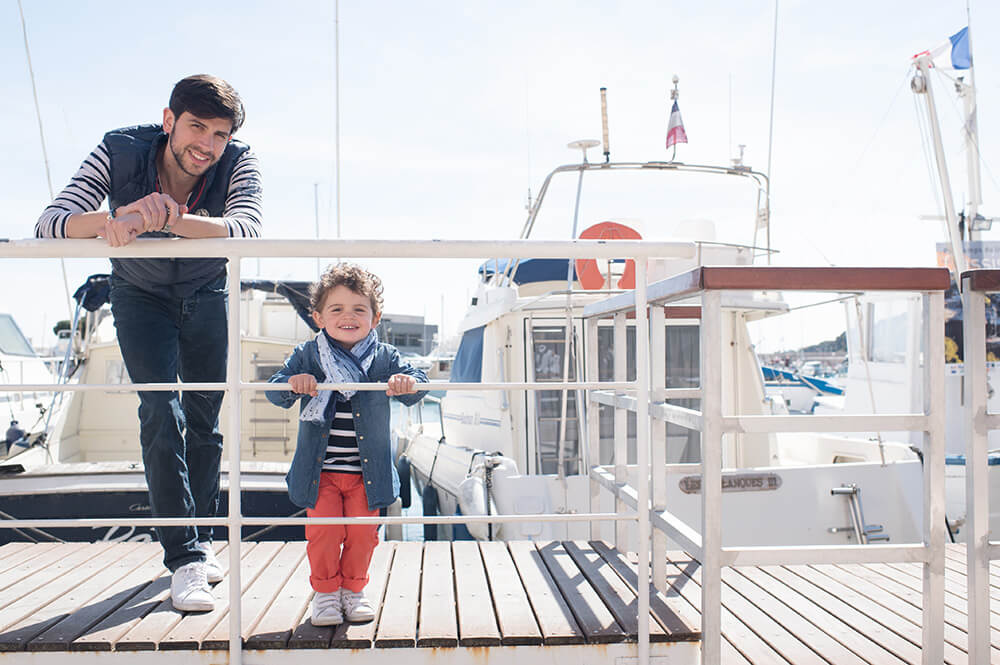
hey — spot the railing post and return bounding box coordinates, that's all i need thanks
[585,316,601,541]
[961,275,990,665]
[613,311,628,550]
[635,260,651,664]
[649,304,667,593]
[922,290,945,665]
[700,288,723,664]
[228,255,244,664]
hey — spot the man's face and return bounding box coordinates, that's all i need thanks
[162,109,233,178]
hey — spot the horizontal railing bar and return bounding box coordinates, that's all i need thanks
[0,512,635,530]
[991,542,1000,560]
[983,414,1000,430]
[0,237,698,260]
[1,381,637,393]
[721,543,929,567]
[652,402,704,431]
[591,466,704,560]
[723,414,929,433]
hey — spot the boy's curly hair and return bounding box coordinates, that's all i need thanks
[310,263,384,317]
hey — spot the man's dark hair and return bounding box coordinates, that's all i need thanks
[169,74,245,134]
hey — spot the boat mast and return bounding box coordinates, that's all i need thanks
[911,56,968,276]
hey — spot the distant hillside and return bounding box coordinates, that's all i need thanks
[800,331,846,354]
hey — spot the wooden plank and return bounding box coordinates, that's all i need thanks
[507,540,584,646]
[722,565,870,664]
[563,541,666,642]
[815,563,970,664]
[158,541,282,650]
[116,542,246,651]
[331,540,396,648]
[69,561,171,651]
[590,540,699,641]
[655,552,775,664]
[373,540,422,648]
[735,565,911,665]
[0,542,90,600]
[416,541,457,647]
[0,543,33,567]
[201,542,303,649]
[480,541,541,646]
[0,543,140,650]
[535,540,624,644]
[770,564,928,665]
[22,543,160,652]
[453,541,500,647]
[31,543,164,652]
[245,542,311,649]
[665,551,827,664]
[0,543,118,642]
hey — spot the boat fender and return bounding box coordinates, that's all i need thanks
[457,474,501,541]
[396,456,412,509]
[422,484,439,541]
[574,221,642,290]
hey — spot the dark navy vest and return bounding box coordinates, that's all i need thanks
[104,124,250,298]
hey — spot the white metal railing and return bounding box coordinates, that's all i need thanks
[581,265,950,665]
[960,270,1000,665]
[0,236,698,665]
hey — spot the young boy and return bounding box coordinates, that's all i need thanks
[266,263,427,625]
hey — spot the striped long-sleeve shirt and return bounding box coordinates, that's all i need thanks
[34,141,263,239]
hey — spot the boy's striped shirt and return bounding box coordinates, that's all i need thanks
[323,400,362,474]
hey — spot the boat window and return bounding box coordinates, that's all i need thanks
[451,326,484,383]
[529,325,581,476]
[866,301,908,363]
[0,315,36,356]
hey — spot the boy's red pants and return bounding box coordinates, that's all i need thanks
[306,472,379,593]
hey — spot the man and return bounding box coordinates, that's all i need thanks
[36,74,262,612]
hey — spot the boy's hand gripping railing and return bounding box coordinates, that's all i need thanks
[582,265,950,665]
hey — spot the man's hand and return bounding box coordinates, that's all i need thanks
[116,192,188,233]
[289,373,319,397]
[99,214,145,247]
[386,373,417,396]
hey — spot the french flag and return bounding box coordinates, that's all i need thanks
[914,26,971,70]
[666,100,688,150]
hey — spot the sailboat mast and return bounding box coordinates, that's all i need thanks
[912,56,968,276]
[960,35,982,241]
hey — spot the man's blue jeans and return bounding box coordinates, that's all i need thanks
[110,271,227,572]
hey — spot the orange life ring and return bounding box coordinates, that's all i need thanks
[574,221,642,289]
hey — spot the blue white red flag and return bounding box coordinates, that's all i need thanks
[666,100,687,149]
[913,26,971,70]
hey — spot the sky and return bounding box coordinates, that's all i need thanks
[2,0,998,353]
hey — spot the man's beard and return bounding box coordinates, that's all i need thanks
[169,133,215,177]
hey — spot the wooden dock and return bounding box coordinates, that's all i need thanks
[0,540,994,663]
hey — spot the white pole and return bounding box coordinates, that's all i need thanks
[700,288,723,664]
[634,260,651,665]
[961,275,989,664]
[334,0,342,243]
[914,57,968,275]
[921,290,945,665]
[227,255,244,663]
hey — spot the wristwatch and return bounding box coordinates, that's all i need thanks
[162,207,174,235]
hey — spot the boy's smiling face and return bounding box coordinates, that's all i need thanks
[312,285,381,349]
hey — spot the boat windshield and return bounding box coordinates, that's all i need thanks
[0,314,36,356]
[527,166,765,249]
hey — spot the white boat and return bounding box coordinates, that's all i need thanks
[398,83,947,548]
[0,312,55,458]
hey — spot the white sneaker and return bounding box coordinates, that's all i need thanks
[341,588,375,623]
[196,542,224,583]
[311,590,343,626]
[171,561,214,612]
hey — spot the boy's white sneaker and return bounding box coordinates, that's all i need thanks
[171,561,214,612]
[311,591,343,626]
[196,542,224,583]
[341,588,375,623]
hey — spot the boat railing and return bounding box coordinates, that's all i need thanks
[0,236,699,665]
[959,269,1000,665]
[580,264,953,664]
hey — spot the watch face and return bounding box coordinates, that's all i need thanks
[194,209,210,217]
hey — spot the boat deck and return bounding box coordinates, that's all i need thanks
[0,541,993,663]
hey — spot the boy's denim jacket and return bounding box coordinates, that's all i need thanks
[265,339,428,510]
